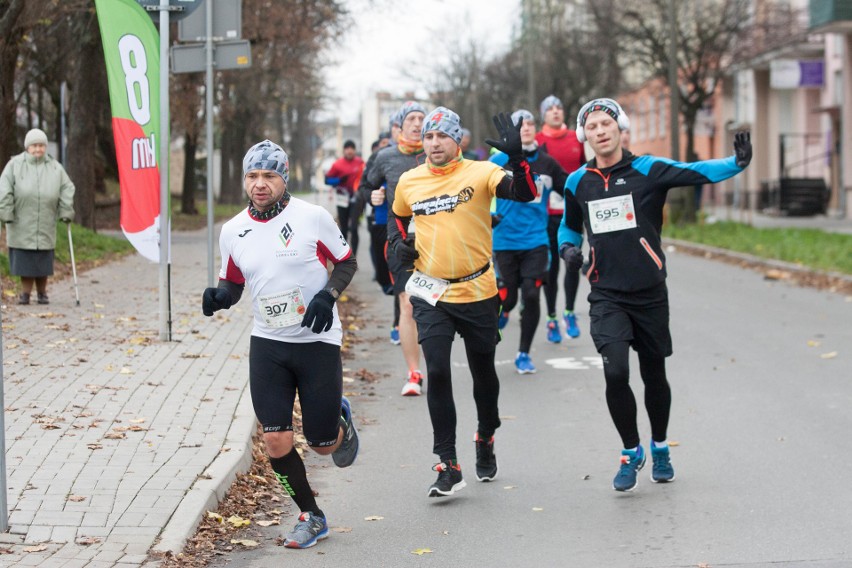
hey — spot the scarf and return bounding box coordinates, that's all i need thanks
[427,149,464,176]
[248,192,291,221]
[396,135,424,155]
[541,124,569,139]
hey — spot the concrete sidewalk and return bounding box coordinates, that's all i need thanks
[1,229,257,566]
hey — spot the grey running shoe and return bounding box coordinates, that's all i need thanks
[283,512,328,549]
[332,396,359,467]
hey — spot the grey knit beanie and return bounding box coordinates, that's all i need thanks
[24,128,48,149]
[242,139,289,183]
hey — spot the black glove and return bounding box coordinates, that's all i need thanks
[560,245,583,273]
[395,236,419,263]
[485,112,523,162]
[301,289,335,333]
[734,131,752,168]
[202,287,233,316]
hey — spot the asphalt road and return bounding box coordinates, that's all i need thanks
[208,236,851,568]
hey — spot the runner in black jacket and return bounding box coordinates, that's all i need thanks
[558,97,752,492]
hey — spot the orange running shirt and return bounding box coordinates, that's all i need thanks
[393,159,505,303]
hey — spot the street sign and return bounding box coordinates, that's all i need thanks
[136,0,203,23]
[171,40,252,73]
[178,0,242,41]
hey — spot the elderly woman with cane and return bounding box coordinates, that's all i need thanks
[0,128,75,305]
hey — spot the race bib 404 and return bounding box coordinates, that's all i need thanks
[405,270,449,306]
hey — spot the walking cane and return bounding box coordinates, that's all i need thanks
[66,222,80,306]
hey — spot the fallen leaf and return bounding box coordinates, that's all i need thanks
[807,340,821,347]
[364,515,384,521]
[207,512,224,523]
[119,367,134,375]
[256,520,279,527]
[331,526,352,533]
[669,440,680,447]
[532,507,544,512]
[76,537,100,545]
[67,495,87,502]
[230,539,258,547]
[130,418,147,424]
[23,545,48,552]
[503,485,517,490]
[227,515,251,528]
[820,351,838,359]
[104,432,126,440]
[411,548,432,556]
[86,443,103,450]
[582,475,591,480]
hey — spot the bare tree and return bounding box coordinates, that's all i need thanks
[589,0,752,221]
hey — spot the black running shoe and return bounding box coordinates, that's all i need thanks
[428,461,466,497]
[474,433,498,482]
[332,396,359,468]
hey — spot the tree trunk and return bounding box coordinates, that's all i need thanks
[666,112,699,225]
[0,0,27,164]
[64,12,101,229]
[181,132,198,214]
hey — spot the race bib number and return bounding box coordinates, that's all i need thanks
[335,188,351,208]
[258,287,307,328]
[405,270,449,306]
[588,193,637,234]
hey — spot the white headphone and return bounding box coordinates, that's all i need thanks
[576,98,630,143]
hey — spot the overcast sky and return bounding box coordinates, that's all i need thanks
[321,0,520,123]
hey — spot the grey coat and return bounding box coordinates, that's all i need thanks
[0,151,75,250]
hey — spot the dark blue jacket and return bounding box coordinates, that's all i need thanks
[558,150,744,292]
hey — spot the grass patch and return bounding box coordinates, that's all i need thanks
[663,221,852,275]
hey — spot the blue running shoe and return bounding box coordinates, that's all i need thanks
[545,318,562,343]
[283,512,329,549]
[390,327,400,345]
[498,310,509,330]
[613,445,646,492]
[332,397,359,468]
[650,441,676,483]
[514,352,536,374]
[564,310,580,338]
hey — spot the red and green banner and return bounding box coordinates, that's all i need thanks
[95,0,162,262]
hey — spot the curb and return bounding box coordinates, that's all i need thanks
[664,238,852,293]
[150,382,257,558]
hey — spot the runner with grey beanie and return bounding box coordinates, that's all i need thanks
[202,139,359,549]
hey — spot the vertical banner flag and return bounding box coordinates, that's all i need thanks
[95,0,162,261]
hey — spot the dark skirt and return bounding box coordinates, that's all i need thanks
[9,248,55,277]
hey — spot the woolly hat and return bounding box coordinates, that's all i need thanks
[577,98,623,128]
[422,106,463,145]
[242,139,289,184]
[511,109,535,127]
[398,100,427,125]
[539,95,563,120]
[24,128,48,149]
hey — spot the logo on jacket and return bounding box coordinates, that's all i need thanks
[279,223,294,247]
[410,187,474,216]
[238,229,253,238]
[614,178,626,186]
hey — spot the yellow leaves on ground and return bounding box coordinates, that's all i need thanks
[227,515,251,528]
[411,548,433,555]
[207,512,224,523]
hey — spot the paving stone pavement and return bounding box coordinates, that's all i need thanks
[1,229,257,567]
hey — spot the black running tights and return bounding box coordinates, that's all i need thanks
[600,341,671,448]
[422,335,501,462]
[545,214,580,316]
[501,278,542,353]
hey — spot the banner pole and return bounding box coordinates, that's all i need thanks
[159,0,172,341]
